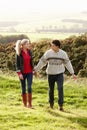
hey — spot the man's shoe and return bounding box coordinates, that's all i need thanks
[50,103,54,109]
[59,105,64,111]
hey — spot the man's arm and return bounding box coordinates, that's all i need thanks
[63,52,76,79]
[34,53,47,72]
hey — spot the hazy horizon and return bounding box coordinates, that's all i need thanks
[0,0,87,32]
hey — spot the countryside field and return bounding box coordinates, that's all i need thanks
[0,32,80,42]
[0,71,87,130]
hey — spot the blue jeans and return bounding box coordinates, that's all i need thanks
[48,73,64,105]
[20,73,33,94]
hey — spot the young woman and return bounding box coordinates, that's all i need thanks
[15,39,34,108]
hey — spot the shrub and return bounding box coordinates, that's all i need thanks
[7,60,14,70]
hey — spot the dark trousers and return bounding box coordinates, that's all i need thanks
[48,73,64,106]
[20,73,33,94]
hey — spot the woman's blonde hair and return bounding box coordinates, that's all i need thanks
[21,39,30,45]
[15,40,21,55]
[15,39,30,55]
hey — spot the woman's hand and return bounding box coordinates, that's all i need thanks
[19,74,24,80]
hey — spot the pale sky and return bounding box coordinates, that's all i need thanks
[0,0,87,31]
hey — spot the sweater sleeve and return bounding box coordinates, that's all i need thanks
[17,72,22,76]
[34,53,47,72]
[63,52,74,74]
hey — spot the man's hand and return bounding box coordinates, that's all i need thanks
[72,74,77,80]
[33,71,39,78]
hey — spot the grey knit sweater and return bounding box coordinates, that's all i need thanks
[34,49,74,75]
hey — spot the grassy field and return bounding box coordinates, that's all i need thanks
[0,72,87,130]
[0,32,79,42]
[26,32,79,42]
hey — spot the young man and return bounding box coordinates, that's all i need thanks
[34,40,76,111]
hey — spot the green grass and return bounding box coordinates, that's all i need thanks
[0,74,87,130]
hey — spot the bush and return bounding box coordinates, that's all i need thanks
[78,69,87,77]
[7,60,14,70]
[0,34,87,77]
[0,34,29,44]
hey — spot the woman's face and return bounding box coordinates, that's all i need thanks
[22,42,30,49]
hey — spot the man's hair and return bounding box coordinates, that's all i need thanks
[52,40,61,48]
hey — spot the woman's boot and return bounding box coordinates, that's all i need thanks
[28,93,33,108]
[22,94,27,107]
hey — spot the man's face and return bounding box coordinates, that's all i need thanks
[50,43,59,52]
